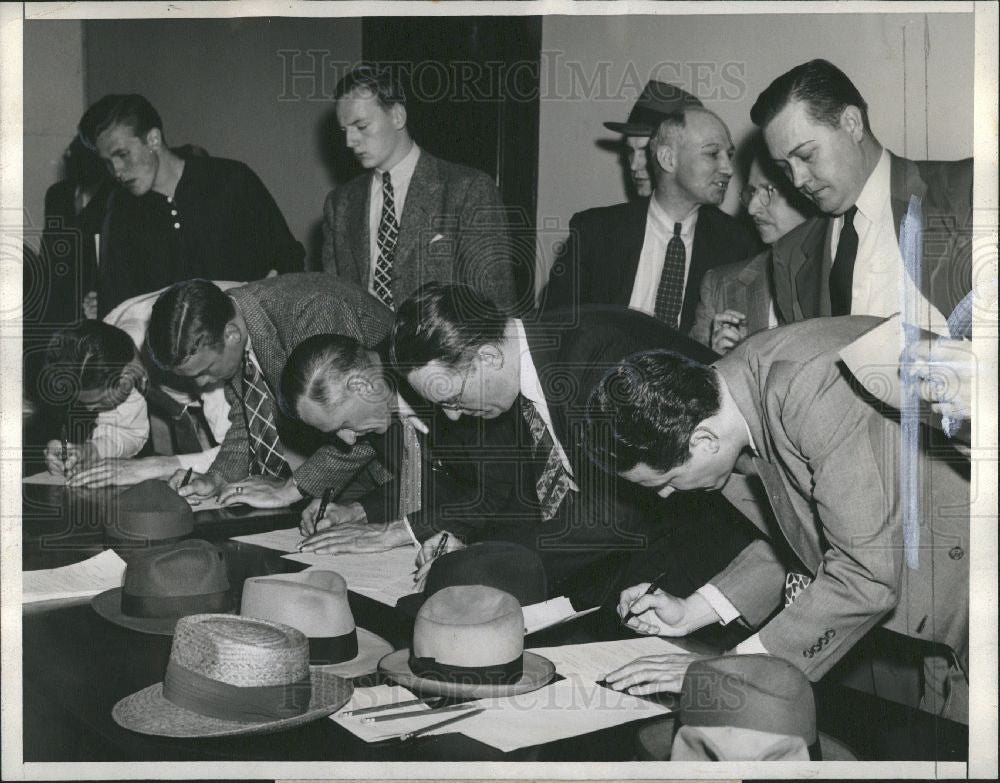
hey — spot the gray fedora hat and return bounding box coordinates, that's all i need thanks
[604,80,704,136]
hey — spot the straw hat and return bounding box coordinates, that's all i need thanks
[112,613,353,737]
[92,539,232,635]
[604,80,703,136]
[379,585,555,698]
[395,541,548,616]
[105,479,194,554]
[240,570,393,677]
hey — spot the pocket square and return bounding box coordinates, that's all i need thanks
[429,233,445,244]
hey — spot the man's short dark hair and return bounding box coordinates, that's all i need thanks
[147,280,236,371]
[586,350,721,473]
[42,321,136,403]
[750,59,871,134]
[390,283,507,371]
[279,334,374,419]
[78,94,164,150]
[334,63,406,109]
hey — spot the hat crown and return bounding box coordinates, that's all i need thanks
[414,586,523,667]
[240,570,356,638]
[423,542,547,606]
[123,539,229,598]
[109,479,194,539]
[606,79,704,136]
[170,614,310,687]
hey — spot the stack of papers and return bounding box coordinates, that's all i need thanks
[22,549,127,603]
[523,596,598,634]
[528,636,691,683]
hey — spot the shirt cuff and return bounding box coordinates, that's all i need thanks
[696,583,742,626]
[734,633,770,655]
[401,516,421,551]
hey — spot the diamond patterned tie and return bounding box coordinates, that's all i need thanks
[519,395,574,521]
[829,206,859,316]
[373,171,399,309]
[653,222,686,328]
[241,351,291,479]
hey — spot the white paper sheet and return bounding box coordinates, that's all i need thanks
[22,549,127,603]
[330,684,470,742]
[283,546,418,606]
[22,471,66,486]
[523,596,599,634]
[230,526,303,552]
[528,636,692,683]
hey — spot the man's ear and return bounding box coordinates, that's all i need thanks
[391,102,407,131]
[839,105,865,142]
[223,321,242,345]
[476,343,505,370]
[346,373,373,395]
[144,128,162,150]
[655,142,675,174]
[689,423,721,455]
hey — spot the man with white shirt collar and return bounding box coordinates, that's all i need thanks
[321,63,518,313]
[753,59,974,336]
[390,282,761,608]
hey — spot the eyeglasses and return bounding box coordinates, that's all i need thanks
[739,183,777,209]
[438,364,474,411]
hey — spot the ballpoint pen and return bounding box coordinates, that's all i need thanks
[364,702,475,724]
[315,486,333,525]
[621,571,667,625]
[412,532,450,579]
[180,467,194,488]
[397,706,485,741]
[60,424,68,468]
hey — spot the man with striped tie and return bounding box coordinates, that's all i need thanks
[146,274,393,508]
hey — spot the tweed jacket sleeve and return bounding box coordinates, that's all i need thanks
[320,189,340,276]
[689,267,723,348]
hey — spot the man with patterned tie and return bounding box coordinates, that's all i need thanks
[753,59,974,336]
[146,274,393,508]
[389,283,763,608]
[542,101,759,325]
[321,63,518,313]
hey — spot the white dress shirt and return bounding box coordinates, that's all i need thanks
[367,143,421,295]
[830,148,949,334]
[629,199,699,328]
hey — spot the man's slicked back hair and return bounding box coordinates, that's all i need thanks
[586,349,722,473]
[147,280,235,371]
[279,334,373,419]
[78,94,164,151]
[334,62,406,109]
[43,321,136,401]
[750,59,871,134]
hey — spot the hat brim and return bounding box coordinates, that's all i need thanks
[603,121,655,137]
[394,591,426,617]
[312,627,394,678]
[112,667,352,738]
[378,649,555,699]
[92,588,234,636]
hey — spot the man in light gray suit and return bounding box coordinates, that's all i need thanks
[588,316,969,723]
[321,64,518,313]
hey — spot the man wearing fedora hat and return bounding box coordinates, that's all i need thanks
[542,83,759,330]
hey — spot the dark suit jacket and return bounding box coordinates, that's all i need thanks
[542,199,760,333]
[210,273,394,496]
[770,153,974,323]
[712,316,969,680]
[321,149,518,312]
[689,248,776,348]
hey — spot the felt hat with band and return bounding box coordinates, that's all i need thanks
[240,570,393,677]
[104,478,194,554]
[92,538,233,635]
[604,79,704,137]
[379,585,555,698]
[112,613,353,737]
[395,541,548,616]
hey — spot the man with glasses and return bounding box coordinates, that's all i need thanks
[690,145,812,353]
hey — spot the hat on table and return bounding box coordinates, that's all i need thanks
[104,479,193,553]
[92,538,233,635]
[604,79,704,136]
[379,585,555,699]
[240,570,393,678]
[112,613,353,737]
[395,541,548,616]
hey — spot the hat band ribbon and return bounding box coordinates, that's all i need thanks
[409,652,523,685]
[308,629,358,664]
[122,589,233,619]
[163,661,312,722]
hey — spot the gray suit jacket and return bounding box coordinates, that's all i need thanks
[321,150,517,312]
[689,248,775,348]
[713,316,969,681]
[770,152,973,323]
[210,273,394,497]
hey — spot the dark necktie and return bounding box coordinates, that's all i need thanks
[654,221,686,328]
[829,206,859,316]
[519,395,573,522]
[373,171,399,309]
[240,351,290,479]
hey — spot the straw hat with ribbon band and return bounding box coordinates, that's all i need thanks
[634,654,858,761]
[112,613,353,737]
[604,80,704,136]
[240,570,393,677]
[104,478,194,554]
[395,541,548,616]
[92,538,233,635]
[379,585,555,698]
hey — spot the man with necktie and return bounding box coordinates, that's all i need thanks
[321,63,518,313]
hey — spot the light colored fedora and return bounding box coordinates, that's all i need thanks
[379,585,555,698]
[105,479,194,554]
[92,539,233,635]
[240,570,393,677]
[112,613,353,737]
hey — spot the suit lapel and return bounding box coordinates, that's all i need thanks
[739,259,772,330]
[773,217,829,321]
[394,152,440,301]
[752,457,823,572]
[615,199,652,303]
[346,174,372,285]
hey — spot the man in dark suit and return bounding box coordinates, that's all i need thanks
[752,59,973,336]
[321,64,518,313]
[389,283,763,608]
[146,274,393,508]
[542,105,760,333]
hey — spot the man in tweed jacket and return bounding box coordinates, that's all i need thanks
[147,274,393,507]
